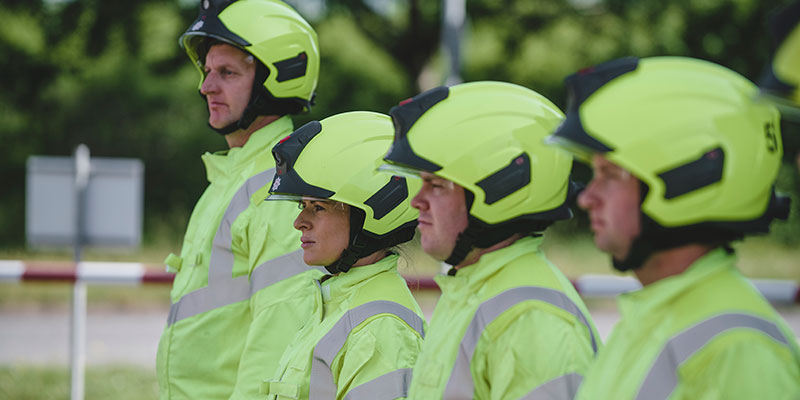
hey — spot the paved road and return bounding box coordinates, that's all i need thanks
[0,310,166,367]
[2,305,799,367]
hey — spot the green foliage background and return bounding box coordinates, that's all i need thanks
[1,0,798,251]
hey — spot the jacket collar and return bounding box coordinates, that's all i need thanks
[435,235,545,295]
[320,254,399,303]
[202,116,294,183]
[616,248,735,322]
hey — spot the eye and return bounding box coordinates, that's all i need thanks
[313,204,325,212]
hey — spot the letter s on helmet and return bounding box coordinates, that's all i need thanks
[180,0,319,125]
[546,56,791,271]
[267,112,420,274]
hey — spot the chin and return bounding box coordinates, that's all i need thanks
[303,253,337,267]
[302,254,320,266]
[208,116,234,129]
[421,243,448,262]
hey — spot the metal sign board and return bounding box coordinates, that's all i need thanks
[26,155,144,248]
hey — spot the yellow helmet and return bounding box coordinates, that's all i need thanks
[547,56,790,270]
[269,112,419,273]
[382,81,576,265]
[180,0,319,133]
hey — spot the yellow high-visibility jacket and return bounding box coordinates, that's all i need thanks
[576,248,800,400]
[408,235,599,400]
[156,116,324,400]
[263,254,426,400]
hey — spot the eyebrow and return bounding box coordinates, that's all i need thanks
[306,200,334,207]
[204,61,244,72]
[422,175,446,183]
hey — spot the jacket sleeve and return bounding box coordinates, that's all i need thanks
[474,305,596,400]
[331,315,425,400]
[229,199,323,400]
[673,329,800,400]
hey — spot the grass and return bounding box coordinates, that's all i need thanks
[0,365,158,400]
[0,232,796,398]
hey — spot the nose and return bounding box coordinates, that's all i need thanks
[294,208,311,231]
[577,180,598,211]
[411,189,428,211]
[200,72,219,95]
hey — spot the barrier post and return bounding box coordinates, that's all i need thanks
[70,144,90,400]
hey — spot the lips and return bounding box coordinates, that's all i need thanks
[206,97,227,108]
[589,218,604,233]
[300,237,315,249]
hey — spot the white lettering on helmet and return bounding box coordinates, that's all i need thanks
[272,177,281,192]
[191,21,204,31]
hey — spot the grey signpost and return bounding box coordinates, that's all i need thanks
[26,145,143,400]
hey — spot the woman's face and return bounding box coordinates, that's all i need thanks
[293,200,351,266]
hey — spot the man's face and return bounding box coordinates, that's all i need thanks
[200,44,256,129]
[410,172,469,261]
[578,154,641,261]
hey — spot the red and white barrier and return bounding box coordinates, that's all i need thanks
[0,260,173,284]
[1,260,798,304]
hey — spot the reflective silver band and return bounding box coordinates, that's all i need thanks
[343,368,413,400]
[167,275,250,325]
[209,168,275,284]
[168,169,317,326]
[635,313,794,400]
[309,301,425,400]
[443,286,597,400]
[250,248,323,294]
[519,373,583,400]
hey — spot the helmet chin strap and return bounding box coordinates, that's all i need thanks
[444,190,478,270]
[610,215,656,272]
[443,190,548,274]
[324,208,416,275]
[610,198,746,273]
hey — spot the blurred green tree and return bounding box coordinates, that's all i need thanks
[1,0,797,250]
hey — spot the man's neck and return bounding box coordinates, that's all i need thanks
[632,244,714,286]
[454,233,524,270]
[224,115,281,148]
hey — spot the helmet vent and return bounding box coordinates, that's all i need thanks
[274,52,309,82]
[272,121,323,175]
[476,153,531,205]
[364,177,409,220]
[658,147,725,200]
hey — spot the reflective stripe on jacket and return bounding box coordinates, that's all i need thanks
[264,254,426,400]
[156,117,325,400]
[576,248,800,400]
[408,236,599,400]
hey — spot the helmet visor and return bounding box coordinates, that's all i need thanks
[376,164,423,179]
[543,134,597,163]
[265,194,329,202]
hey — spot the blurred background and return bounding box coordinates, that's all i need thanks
[1,0,799,398]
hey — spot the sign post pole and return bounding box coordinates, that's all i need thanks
[70,144,90,400]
